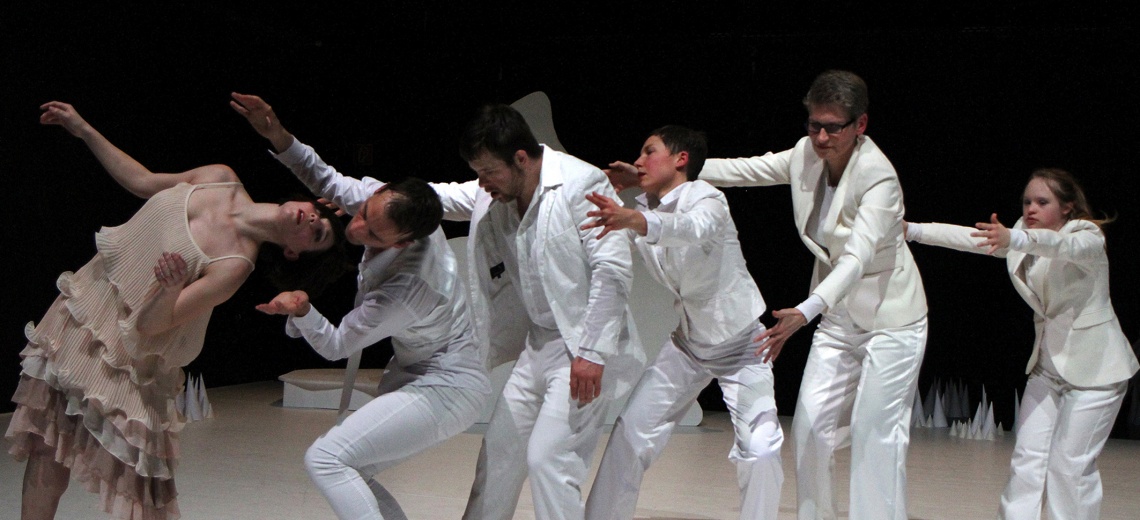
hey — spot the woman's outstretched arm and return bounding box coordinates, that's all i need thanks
[40,101,235,198]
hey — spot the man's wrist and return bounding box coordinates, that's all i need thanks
[270,131,294,154]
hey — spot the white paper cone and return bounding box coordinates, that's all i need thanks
[912,391,926,428]
[933,390,948,428]
[923,379,938,419]
[185,374,202,422]
[960,382,971,420]
[197,374,213,419]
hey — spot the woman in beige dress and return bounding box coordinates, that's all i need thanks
[6,102,347,520]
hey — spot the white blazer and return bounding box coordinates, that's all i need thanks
[915,219,1138,387]
[431,146,645,395]
[700,135,927,331]
[633,180,766,346]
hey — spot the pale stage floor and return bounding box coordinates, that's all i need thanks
[3,381,1139,519]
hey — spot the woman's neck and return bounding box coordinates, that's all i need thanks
[231,202,282,246]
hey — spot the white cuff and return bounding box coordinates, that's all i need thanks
[286,305,324,334]
[576,348,606,366]
[643,211,662,242]
[1008,228,1028,250]
[905,222,924,242]
[795,294,826,323]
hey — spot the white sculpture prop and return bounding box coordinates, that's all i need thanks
[179,373,213,422]
[912,379,1005,441]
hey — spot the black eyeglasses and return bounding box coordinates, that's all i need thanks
[805,118,855,135]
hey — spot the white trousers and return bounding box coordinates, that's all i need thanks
[998,370,1127,520]
[463,337,612,520]
[586,334,784,520]
[792,309,927,520]
[306,382,485,520]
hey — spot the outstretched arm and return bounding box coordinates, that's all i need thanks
[604,160,640,192]
[231,93,378,214]
[971,213,1012,255]
[699,150,793,188]
[229,92,295,153]
[40,101,235,198]
[256,279,440,361]
[581,191,646,238]
[908,219,1011,258]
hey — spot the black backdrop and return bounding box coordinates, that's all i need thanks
[3,3,1138,436]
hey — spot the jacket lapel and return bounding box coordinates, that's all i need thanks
[796,149,830,260]
[1006,236,1045,316]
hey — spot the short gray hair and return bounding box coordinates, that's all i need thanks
[803,70,869,119]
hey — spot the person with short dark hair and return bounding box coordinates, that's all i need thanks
[434,103,644,520]
[906,168,1138,520]
[7,101,346,520]
[232,93,490,520]
[583,126,783,520]
[696,70,930,520]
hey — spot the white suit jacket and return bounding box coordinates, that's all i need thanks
[633,180,766,346]
[431,146,645,396]
[700,135,927,331]
[916,219,1138,387]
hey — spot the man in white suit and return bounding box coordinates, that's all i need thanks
[697,71,929,520]
[231,93,491,520]
[429,104,643,520]
[582,126,783,520]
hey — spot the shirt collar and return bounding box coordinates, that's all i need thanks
[635,181,687,211]
[535,144,563,195]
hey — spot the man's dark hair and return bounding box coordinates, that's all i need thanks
[382,177,444,242]
[459,104,543,165]
[651,125,708,181]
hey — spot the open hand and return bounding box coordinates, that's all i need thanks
[971,213,1010,255]
[230,92,293,152]
[256,290,312,317]
[581,192,646,238]
[755,308,807,363]
[604,161,640,192]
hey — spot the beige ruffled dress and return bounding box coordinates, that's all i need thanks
[6,182,253,520]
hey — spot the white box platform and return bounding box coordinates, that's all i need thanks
[278,368,384,411]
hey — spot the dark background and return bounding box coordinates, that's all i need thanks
[3,3,1138,436]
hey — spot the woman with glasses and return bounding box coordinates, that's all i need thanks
[906,168,1137,519]
[7,102,347,520]
[694,70,929,520]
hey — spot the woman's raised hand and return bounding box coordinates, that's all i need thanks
[39,101,92,138]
